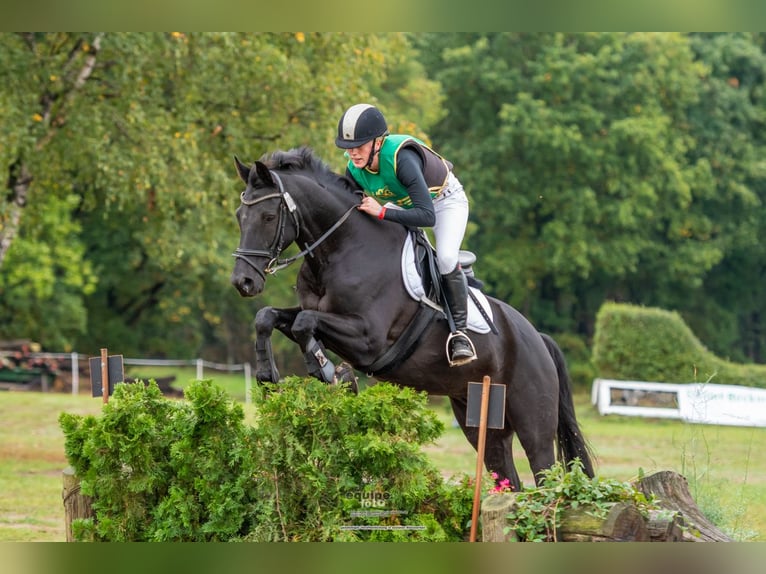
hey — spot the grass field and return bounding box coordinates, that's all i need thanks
[1,369,764,542]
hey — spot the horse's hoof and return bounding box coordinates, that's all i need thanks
[333,362,359,394]
[256,367,280,383]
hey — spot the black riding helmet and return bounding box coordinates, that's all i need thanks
[335,104,389,149]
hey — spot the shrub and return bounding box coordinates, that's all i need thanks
[59,377,475,542]
[60,379,259,541]
[592,302,766,388]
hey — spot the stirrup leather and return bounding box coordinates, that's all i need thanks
[445,330,477,367]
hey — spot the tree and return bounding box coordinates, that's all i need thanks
[676,33,766,361]
[415,33,719,338]
[0,33,442,362]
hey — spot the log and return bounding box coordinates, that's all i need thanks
[481,493,518,542]
[557,502,650,542]
[636,470,732,542]
[62,466,93,542]
[646,508,685,542]
[481,495,651,542]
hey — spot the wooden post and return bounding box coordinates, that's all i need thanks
[100,348,109,404]
[469,375,491,542]
[62,467,93,542]
[71,351,79,395]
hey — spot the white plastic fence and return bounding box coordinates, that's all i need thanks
[1,351,253,404]
[592,377,766,428]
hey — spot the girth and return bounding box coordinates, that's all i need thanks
[360,302,440,377]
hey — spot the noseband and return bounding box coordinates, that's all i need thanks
[232,170,357,280]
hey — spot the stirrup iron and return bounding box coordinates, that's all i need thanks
[446,330,477,367]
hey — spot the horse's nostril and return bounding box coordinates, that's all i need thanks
[236,278,251,293]
[231,273,260,297]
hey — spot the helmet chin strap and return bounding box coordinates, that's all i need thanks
[365,137,379,169]
[364,133,387,169]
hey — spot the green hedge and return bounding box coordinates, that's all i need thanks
[592,302,766,388]
[59,377,476,542]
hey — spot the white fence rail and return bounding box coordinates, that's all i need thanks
[1,351,253,404]
[592,378,766,428]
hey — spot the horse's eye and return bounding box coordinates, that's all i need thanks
[263,213,276,223]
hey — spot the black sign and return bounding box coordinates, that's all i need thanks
[89,355,124,398]
[466,381,506,429]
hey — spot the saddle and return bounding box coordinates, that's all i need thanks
[362,229,495,377]
[409,229,484,299]
[405,229,496,335]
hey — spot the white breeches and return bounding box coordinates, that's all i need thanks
[383,172,470,275]
[432,172,469,274]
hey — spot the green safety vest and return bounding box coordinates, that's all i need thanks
[346,134,452,208]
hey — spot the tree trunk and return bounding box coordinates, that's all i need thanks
[635,470,732,542]
[0,162,31,269]
[62,466,93,542]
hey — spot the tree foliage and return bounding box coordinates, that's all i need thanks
[0,32,440,360]
[4,32,766,370]
[414,32,766,364]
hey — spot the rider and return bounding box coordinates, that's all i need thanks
[335,103,477,366]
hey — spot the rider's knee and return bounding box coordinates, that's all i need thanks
[437,253,459,275]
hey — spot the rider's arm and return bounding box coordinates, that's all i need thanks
[380,147,436,227]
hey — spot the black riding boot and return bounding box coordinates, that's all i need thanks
[442,265,477,366]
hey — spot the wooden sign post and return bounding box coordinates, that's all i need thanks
[467,375,506,542]
[100,348,108,404]
[89,348,124,404]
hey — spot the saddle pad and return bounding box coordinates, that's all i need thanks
[401,234,493,334]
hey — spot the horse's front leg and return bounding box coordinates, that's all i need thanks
[290,309,368,385]
[254,306,301,383]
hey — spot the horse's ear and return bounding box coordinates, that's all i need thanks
[234,156,251,183]
[253,161,275,186]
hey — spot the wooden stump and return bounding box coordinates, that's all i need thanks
[481,493,518,542]
[635,470,732,542]
[62,467,93,542]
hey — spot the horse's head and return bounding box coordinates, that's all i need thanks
[230,156,300,297]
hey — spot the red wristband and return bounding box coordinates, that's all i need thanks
[378,206,386,220]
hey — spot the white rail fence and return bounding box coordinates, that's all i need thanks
[1,351,253,404]
[592,378,766,428]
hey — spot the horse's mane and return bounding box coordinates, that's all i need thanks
[259,146,359,194]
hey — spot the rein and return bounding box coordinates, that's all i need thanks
[233,171,357,279]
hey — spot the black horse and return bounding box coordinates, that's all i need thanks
[230,147,594,489]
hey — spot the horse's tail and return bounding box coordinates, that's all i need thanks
[539,332,595,478]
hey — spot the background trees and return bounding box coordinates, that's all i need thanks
[0,32,440,369]
[2,32,766,374]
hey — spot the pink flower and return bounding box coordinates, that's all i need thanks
[490,478,513,493]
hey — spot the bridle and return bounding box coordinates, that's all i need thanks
[232,170,357,281]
